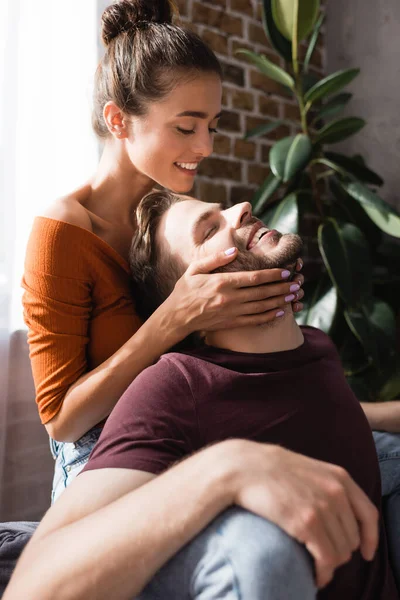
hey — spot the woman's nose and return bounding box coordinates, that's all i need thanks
[192,131,214,158]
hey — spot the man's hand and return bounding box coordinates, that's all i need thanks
[226,440,379,589]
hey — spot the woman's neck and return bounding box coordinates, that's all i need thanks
[86,141,155,226]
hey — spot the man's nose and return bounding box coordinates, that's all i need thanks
[225,202,252,229]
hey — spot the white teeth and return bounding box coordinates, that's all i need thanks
[249,227,269,250]
[176,162,198,170]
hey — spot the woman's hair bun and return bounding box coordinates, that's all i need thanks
[101,0,179,46]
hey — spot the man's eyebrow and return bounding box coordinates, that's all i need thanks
[191,203,222,240]
[175,111,222,120]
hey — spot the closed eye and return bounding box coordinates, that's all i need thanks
[203,224,219,241]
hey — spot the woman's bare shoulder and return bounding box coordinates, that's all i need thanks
[42,186,93,232]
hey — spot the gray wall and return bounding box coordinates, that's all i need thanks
[326,0,400,210]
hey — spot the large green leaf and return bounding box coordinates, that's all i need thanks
[304,68,360,107]
[380,370,400,402]
[252,172,282,216]
[359,204,400,239]
[318,218,353,305]
[262,0,292,62]
[325,152,384,186]
[272,0,320,42]
[329,177,383,248]
[344,308,379,367]
[339,180,400,238]
[244,120,285,141]
[306,278,339,333]
[345,300,397,369]
[236,50,295,90]
[340,223,372,303]
[304,13,325,73]
[261,192,299,233]
[315,117,366,145]
[315,93,353,122]
[270,134,312,182]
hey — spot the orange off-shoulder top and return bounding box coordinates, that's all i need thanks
[22,217,143,424]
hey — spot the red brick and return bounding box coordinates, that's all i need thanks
[213,134,232,156]
[261,143,273,163]
[232,41,281,67]
[231,186,256,205]
[193,3,243,37]
[250,70,291,97]
[222,86,230,107]
[231,89,255,111]
[234,139,256,160]
[201,29,229,56]
[230,0,254,17]
[219,110,242,133]
[248,22,272,48]
[283,103,301,122]
[248,164,268,185]
[199,157,243,181]
[258,96,280,118]
[221,61,245,87]
[199,181,228,206]
[176,0,187,17]
[245,117,290,143]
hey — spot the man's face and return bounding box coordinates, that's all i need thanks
[158,199,303,274]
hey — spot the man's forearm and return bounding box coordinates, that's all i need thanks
[4,443,236,600]
[360,401,400,432]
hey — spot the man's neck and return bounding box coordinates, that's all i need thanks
[204,306,304,354]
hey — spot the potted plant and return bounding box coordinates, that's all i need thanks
[238,0,400,401]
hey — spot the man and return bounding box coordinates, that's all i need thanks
[4,192,396,599]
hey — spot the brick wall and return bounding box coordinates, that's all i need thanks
[176,0,325,208]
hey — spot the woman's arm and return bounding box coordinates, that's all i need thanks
[360,401,400,433]
[45,249,304,442]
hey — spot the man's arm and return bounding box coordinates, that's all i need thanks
[4,440,378,600]
[360,400,400,432]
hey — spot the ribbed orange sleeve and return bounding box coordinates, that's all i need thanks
[22,218,93,424]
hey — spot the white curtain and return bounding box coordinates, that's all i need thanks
[0,0,99,519]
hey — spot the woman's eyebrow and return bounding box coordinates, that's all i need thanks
[175,111,222,120]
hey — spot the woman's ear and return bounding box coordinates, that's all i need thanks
[103,101,129,139]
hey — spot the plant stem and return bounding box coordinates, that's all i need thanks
[292,0,299,76]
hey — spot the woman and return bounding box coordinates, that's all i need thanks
[22,0,304,503]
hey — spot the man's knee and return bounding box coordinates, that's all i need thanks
[195,508,316,599]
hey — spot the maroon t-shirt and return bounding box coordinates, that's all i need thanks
[84,326,397,599]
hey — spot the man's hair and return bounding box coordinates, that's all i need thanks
[130,190,185,322]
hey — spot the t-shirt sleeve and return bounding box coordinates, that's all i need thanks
[22,218,92,424]
[83,357,201,475]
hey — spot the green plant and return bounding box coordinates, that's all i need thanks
[238,0,400,401]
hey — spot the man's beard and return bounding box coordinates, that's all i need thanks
[213,222,303,275]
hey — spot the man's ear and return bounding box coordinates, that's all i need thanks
[103,101,129,140]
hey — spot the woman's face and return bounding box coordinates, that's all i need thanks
[127,73,222,193]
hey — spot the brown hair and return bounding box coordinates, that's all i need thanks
[93,0,222,138]
[130,190,184,322]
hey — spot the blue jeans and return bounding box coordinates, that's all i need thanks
[137,507,316,599]
[0,510,315,600]
[373,430,400,593]
[49,425,103,503]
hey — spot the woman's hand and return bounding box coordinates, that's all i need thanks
[166,247,305,336]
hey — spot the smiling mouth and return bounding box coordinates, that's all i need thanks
[247,223,271,250]
[174,162,199,174]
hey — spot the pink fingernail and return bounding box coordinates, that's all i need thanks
[276,310,285,317]
[224,247,236,256]
[281,270,291,279]
[285,294,295,302]
[290,284,300,292]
